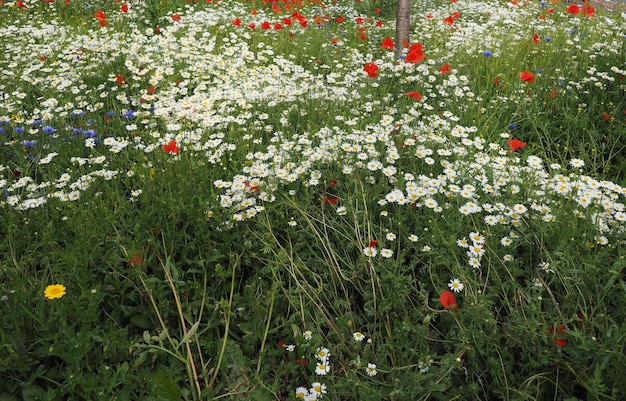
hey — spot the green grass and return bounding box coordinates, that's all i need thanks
[0,0,625,400]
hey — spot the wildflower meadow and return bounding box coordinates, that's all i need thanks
[1,0,625,399]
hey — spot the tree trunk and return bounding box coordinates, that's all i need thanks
[395,0,411,52]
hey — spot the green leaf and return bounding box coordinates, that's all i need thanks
[165,258,180,283]
[179,321,200,348]
[21,385,45,401]
[132,314,154,329]
[153,370,182,401]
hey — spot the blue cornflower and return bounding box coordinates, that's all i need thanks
[71,110,84,117]
[508,124,518,129]
[83,129,97,138]
[123,110,136,119]
[32,119,42,126]
[72,128,82,135]
[544,36,552,42]
[43,126,56,134]
[0,127,4,134]
[483,51,493,57]
[87,119,97,126]
[106,111,115,118]
[22,140,37,148]
[14,127,25,134]
[540,1,547,5]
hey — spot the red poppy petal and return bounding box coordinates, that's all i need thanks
[439,290,458,310]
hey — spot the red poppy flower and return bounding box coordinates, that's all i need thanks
[129,252,143,266]
[232,18,241,27]
[115,75,125,85]
[405,43,426,64]
[336,15,345,23]
[273,23,283,30]
[566,4,580,14]
[363,62,379,78]
[323,196,338,205]
[121,3,128,12]
[282,17,292,26]
[272,4,282,14]
[601,112,611,121]
[330,37,338,45]
[381,37,395,50]
[582,4,595,17]
[533,34,540,44]
[451,11,460,18]
[375,20,383,27]
[439,63,451,74]
[548,325,567,347]
[16,0,27,7]
[261,21,271,29]
[94,10,107,26]
[405,91,423,101]
[171,13,181,21]
[161,140,180,155]
[248,23,256,30]
[443,15,454,25]
[506,138,527,151]
[518,71,535,83]
[369,239,379,248]
[355,17,364,24]
[439,290,458,310]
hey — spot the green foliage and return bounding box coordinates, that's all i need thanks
[153,371,183,401]
[1,0,625,400]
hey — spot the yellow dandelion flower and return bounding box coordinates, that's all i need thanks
[44,284,66,300]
